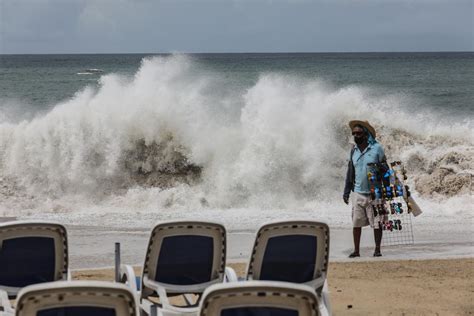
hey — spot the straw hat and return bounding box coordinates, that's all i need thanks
[349,120,376,138]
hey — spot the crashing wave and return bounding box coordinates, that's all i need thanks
[123,138,201,188]
[0,54,472,213]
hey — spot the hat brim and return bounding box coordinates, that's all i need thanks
[349,120,376,138]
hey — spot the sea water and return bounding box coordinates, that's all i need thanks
[0,53,473,267]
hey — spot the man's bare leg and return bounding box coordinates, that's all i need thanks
[374,228,382,256]
[349,227,361,257]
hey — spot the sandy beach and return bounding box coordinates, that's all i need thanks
[73,258,473,315]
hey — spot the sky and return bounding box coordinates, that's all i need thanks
[0,0,472,54]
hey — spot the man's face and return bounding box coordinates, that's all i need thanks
[352,126,366,144]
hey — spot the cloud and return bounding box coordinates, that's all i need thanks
[78,1,119,35]
[1,0,85,51]
[0,0,472,53]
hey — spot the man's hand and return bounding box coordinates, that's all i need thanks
[343,195,349,205]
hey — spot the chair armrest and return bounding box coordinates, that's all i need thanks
[224,266,238,282]
[141,299,198,316]
[0,289,14,315]
[120,264,140,295]
[307,275,326,293]
[142,276,170,306]
[142,277,200,315]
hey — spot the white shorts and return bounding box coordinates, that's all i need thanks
[352,192,377,228]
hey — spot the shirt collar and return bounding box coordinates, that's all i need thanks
[355,143,372,154]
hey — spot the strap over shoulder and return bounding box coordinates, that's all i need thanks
[350,145,356,161]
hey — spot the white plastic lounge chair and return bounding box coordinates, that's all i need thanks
[15,281,139,316]
[0,221,69,314]
[119,221,236,316]
[199,281,322,316]
[246,221,331,315]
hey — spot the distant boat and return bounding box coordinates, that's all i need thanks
[86,68,104,73]
[76,68,104,75]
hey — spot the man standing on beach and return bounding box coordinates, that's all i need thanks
[343,120,386,257]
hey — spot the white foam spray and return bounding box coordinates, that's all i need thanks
[0,55,472,229]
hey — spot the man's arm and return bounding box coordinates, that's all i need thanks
[343,161,352,204]
[343,149,355,204]
[378,144,388,166]
[379,144,386,161]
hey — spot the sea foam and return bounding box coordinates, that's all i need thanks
[0,55,472,226]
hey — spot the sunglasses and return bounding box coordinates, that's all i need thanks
[352,131,365,136]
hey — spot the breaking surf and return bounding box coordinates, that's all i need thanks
[0,54,471,231]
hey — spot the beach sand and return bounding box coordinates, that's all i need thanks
[73,258,473,315]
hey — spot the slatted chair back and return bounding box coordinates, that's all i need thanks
[0,221,68,298]
[199,281,320,316]
[15,281,138,316]
[246,221,330,291]
[140,221,227,299]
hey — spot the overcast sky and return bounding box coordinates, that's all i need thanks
[0,0,472,54]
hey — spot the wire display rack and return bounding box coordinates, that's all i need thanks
[381,212,415,246]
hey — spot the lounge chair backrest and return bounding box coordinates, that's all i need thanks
[199,281,320,316]
[141,221,226,297]
[0,221,68,296]
[247,221,329,289]
[15,281,138,316]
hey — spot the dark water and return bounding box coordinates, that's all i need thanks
[1,52,473,117]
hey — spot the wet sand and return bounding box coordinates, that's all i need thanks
[73,258,473,315]
[66,225,474,269]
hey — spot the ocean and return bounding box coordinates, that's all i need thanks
[0,53,472,267]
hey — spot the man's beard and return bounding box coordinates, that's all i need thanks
[354,136,366,145]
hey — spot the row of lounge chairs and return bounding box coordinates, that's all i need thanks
[0,220,332,316]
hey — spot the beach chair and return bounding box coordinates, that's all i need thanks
[199,281,323,316]
[119,221,236,316]
[0,221,69,314]
[15,281,139,316]
[246,221,331,314]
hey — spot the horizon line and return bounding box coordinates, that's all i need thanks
[1,50,473,56]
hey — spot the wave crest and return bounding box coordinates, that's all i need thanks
[0,55,472,213]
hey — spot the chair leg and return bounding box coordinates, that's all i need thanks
[150,305,158,316]
[0,290,14,315]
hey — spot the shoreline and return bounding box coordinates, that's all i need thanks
[69,255,474,272]
[64,224,473,269]
[73,258,474,315]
